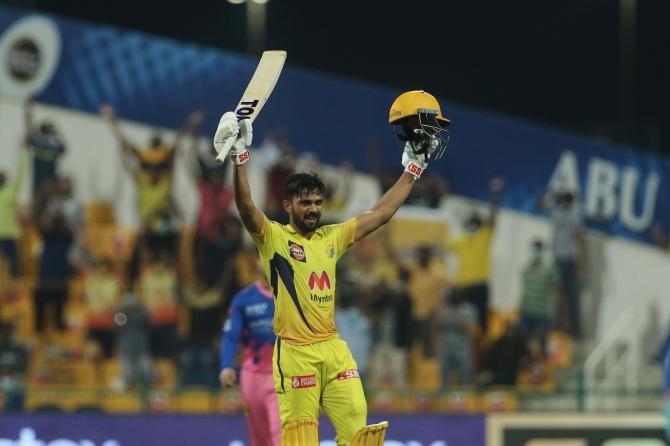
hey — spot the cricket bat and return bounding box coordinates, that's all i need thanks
[215,50,287,164]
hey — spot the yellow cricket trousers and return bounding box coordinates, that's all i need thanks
[273,336,367,445]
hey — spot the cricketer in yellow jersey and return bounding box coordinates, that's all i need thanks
[213,90,450,445]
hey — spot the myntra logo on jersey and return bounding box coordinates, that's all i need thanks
[0,428,120,446]
[309,271,330,291]
[309,271,333,304]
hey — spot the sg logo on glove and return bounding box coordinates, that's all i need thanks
[238,150,250,164]
[408,163,423,177]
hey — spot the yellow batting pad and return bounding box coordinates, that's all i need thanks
[281,418,319,446]
[349,421,389,446]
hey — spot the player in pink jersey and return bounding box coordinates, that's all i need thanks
[220,280,279,446]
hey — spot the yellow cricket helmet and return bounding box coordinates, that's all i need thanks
[389,90,451,160]
[388,90,451,126]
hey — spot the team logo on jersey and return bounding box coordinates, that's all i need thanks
[288,241,306,262]
[245,303,268,317]
[309,271,331,291]
[325,243,335,259]
[337,369,360,381]
[291,374,316,388]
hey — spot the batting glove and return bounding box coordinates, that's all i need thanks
[213,112,239,158]
[401,142,429,180]
[230,119,253,166]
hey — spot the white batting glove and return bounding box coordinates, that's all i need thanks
[229,119,253,165]
[402,142,429,180]
[213,112,239,159]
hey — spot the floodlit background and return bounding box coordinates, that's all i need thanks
[0,1,668,445]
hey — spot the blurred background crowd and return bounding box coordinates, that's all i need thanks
[2,94,658,415]
[0,3,668,422]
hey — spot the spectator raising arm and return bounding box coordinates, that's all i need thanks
[100,104,135,155]
[488,177,504,227]
[173,110,205,152]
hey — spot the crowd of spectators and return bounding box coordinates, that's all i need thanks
[0,100,603,412]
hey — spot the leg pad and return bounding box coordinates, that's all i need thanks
[281,418,319,446]
[349,421,389,446]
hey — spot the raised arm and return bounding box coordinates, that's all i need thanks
[100,104,135,154]
[488,177,504,227]
[186,114,208,181]
[9,148,29,196]
[24,97,34,138]
[173,110,205,151]
[214,112,265,235]
[355,171,415,242]
[233,163,267,236]
[219,297,244,387]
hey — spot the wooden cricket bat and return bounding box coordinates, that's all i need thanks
[215,50,287,163]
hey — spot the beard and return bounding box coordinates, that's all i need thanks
[292,210,321,233]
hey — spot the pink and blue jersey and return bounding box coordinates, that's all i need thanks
[220,281,276,374]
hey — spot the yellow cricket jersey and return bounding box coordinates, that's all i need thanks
[448,225,493,286]
[251,214,357,345]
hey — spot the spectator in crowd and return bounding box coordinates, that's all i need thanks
[24,98,66,199]
[187,124,235,287]
[320,160,354,222]
[650,223,670,363]
[33,177,80,333]
[114,288,151,391]
[0,144,28,278]
[390,267,413,387]
[406,172,449,208]
[264,134,295,224]
[179,279,224,388]
[214,219,247,316]
[100,104,203,272]
[338,235,398,385]
[439,291,478,388]
[183,281,224,347]
[0,322,27,412]
[366,136,398,193]
[518,239,559,358]
[478,322,530,386]
[407,245,448,358]
[538,189,585,338]
[364,236,412,389]
[335,293,371,379]
[369,136,448,209]
[137,251,179,359]
[84,259,121,359]
[448,177,503,333]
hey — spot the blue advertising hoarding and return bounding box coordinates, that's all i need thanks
[0,414,485,446]
[0,9,667,244]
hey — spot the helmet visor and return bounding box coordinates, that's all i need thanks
[417,109,450,160]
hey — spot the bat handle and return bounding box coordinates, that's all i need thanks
[215,136,236,164]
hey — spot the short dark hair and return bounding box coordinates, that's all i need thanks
[285,173,325,200]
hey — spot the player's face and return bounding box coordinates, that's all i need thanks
[285,191,323,233]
